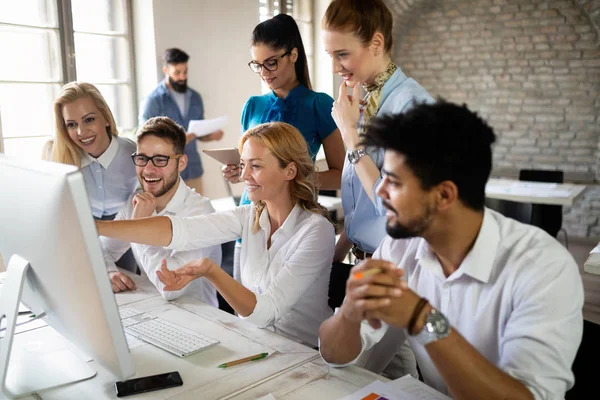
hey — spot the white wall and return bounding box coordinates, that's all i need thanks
[313,0,334,97]
[133,0,261,199]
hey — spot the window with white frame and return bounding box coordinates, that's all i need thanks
[0,0,136,160]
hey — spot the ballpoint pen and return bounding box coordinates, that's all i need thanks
[218,352,268,368]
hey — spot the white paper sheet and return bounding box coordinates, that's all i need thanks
[388,375,452,399]
[188,116,228,137]
[343,376,450,400]
[255,394,277,400]
[341,376,450,400]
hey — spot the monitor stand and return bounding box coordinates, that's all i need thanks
[0,255,96,398]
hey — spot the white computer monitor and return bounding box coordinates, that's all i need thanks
[0,154,134,398]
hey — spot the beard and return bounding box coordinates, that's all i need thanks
[383,200,434,239]
[169,76,188,93]
[143,171,179,198]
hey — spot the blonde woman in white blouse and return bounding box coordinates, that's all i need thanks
[96,122,335,347]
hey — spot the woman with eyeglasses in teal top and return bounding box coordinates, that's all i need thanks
[222,14,345,197]
[222,14,345,279]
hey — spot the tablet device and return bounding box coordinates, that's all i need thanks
[202,148,240,166]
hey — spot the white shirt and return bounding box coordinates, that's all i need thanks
[80,135,138,218]
[168,203,335,347]
[101,179,221,307]
[327,208,583,399]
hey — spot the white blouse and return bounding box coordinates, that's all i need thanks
[168,203,335,347]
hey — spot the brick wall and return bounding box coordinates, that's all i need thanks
[386,0,600,239]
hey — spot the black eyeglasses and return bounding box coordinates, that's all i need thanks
[248,50,291,73]
[131,153,183,167]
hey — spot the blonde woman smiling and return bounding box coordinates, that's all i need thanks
[51,82,137,220]
[97,122,335,347]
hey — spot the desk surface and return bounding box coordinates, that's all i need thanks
[485,178,586,206]
[4,272,383,400]
[226,358,387,400]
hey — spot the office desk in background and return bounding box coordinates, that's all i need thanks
[485,178,586,206]
[3,270,389,400]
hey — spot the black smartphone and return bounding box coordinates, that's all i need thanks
[114,371,183,397]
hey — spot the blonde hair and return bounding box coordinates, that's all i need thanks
[51,82,118,166]
[239,122,331,233]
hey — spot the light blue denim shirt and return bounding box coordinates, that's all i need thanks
[80,135,138,218]
[342,67,434,253]
[139,79,205,180]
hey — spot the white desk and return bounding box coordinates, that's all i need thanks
[485,178,586,206]
[211,195,343,213]
[317,195,343,213]
[226,357,387,400]
[3,272,388,400]
[584,243,600,275]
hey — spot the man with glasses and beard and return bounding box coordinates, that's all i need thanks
[100,117,221,307]
[318,101,583,399]
[139,48,223,196]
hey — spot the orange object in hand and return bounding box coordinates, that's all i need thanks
[353,268,382,280]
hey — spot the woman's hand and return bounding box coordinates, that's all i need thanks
[332,81,362,149]
[222,164,242,184]
[156,258,216,291]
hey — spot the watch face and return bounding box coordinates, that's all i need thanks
[348,149,365,164]
[416,309,450,345]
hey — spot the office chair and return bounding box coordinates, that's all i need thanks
[484,198,532,225]
[565,319,599,399]
[328,260,353,310]
[519,169,567,247]
[216,177,238,314]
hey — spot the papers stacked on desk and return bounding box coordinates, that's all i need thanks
[584,243,600,275]
[485,181,573,198]
[342,375,450,400]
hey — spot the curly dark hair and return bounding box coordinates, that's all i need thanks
[362,99,496,210]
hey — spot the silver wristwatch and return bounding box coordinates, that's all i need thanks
[413,308,451,345]
[347,148,367,164]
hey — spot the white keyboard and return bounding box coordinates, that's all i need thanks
[119,307,219,357]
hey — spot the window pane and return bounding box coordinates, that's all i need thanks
[293,0,311,21]
[2,136,53,160]
[0,25,61,81]
[71,0,126,33]
[74,33,130,82]
[0,0,57,27]
[0,83,60,138]
[284,0,294,15]
[94,84,135,132]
